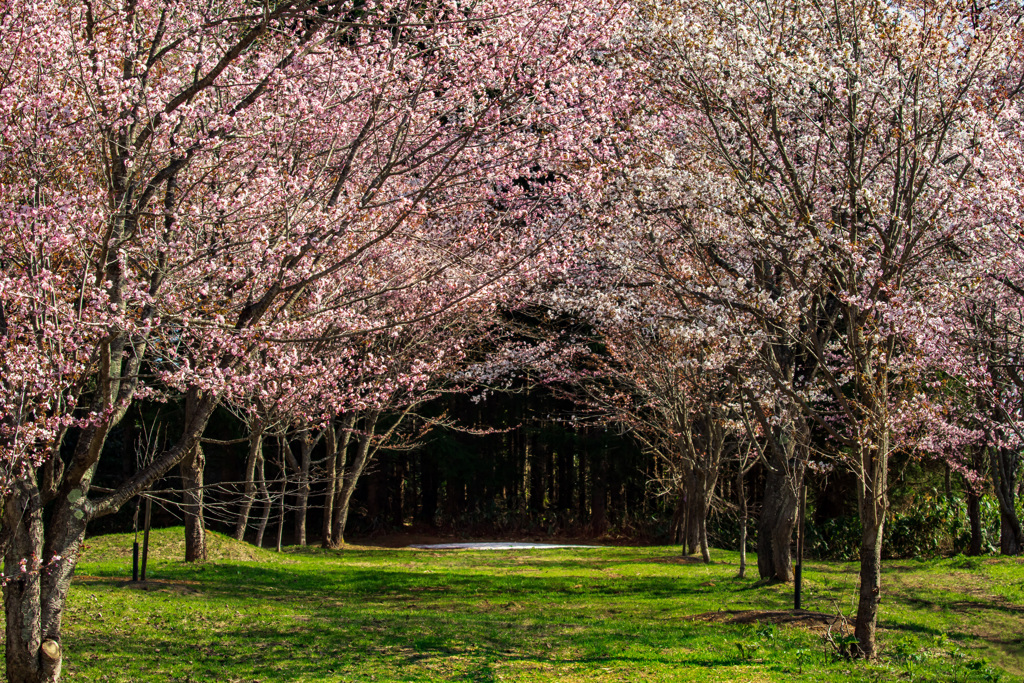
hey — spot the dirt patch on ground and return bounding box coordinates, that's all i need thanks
[686,609,846,632]
[645,555,719,565]
[74,575,202,594]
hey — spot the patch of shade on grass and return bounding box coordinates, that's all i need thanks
[32,529,1022,681]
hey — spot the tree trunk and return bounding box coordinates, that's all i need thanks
[179,391,208,562]
[255,450,271,548]
[322,423,338,547]
[276,437,288,552]
[179,441,206,562]
[991,446,1024,555]
[330,411,379,547]
[757,467,799,582]
[967,485,982,556]
[290,428,319,547]
[590,446,608,536]
[738,466,748,578]
[854,507,885,658]
[3,477,64,683]
[853,432,889,660]
[530,433,546,512]
[234,417,265,541]
[3,387,218,682]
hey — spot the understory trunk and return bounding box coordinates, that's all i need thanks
[966,484,982,556]
[255,450,271,548]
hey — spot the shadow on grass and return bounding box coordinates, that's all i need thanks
[63,559,809,681]
[61,542,1024,682]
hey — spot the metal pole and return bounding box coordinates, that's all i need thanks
[141,495,152,581]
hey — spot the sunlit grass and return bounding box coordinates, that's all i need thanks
[46,528,1023,682]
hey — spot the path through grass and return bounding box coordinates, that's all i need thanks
[41,529,1024,681]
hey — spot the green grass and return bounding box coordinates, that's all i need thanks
[42,528,1023,682]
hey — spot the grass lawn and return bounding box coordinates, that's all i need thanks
[38,528,1023,682]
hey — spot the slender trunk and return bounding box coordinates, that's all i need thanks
[738,467,748,578]
[330,411,379,547]
[590,447,608,536]
[683,468,701,556]
[967,484,982,556]
[322,423,337,548]
[698,514,710,564]
[255,450,271,548]
[234,417,264,541]
[276,437,287,552]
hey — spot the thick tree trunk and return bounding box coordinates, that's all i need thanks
[853,433,889,660]
[991,446,1024,555]
[854,509,885,659]
[757,467,799,582]
[234,417,265,541]
[682,469,702,556]
[330,411,379,547]
[179,442,207,562]
[3,478,65,683]
[3,387,218,682]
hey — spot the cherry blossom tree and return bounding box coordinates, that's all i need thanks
[634,0,1023,658]
[0,0,628,679]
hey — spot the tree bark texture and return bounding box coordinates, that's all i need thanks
[991,446,1024,555]
[234,417,265,541]
[757,466,800,582]
[330,411,379,547]
[3,387,218,682]
[179,441,207,563]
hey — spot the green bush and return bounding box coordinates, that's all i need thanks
[806,490,1001,560]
